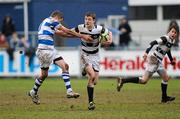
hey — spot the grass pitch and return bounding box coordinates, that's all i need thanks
[0,78,180,119]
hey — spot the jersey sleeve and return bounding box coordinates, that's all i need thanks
[145,40,158,54]
[156,38,163,44]
[71,25,81,33]
[71,27,79,33]
[101,26,108,35]
[166,50,173,62]
[156,36,168,44]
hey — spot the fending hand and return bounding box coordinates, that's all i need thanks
[143,53,148,61]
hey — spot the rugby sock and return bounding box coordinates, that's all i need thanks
[32,78,43,94]
[62,72,72,93]
[87,86,94,103]
[122,77,139,83]
[161,80,168,98]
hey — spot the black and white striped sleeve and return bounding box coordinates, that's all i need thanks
[74,26,79,33]
[167,50,173,62]
[145,40,158,54]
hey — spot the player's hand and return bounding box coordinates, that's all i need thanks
[171,61,176,66]
[143,53,148,61]
[81,35,93,42]
[101,40,112,46]
[101,31,112,46]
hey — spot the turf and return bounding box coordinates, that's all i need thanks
[0,78,180,119]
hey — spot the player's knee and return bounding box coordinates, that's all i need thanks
[89,73,95,80]
[59,64,67,72]
[94,81,97,85]
[139,76,149,84]
[65,63,69,70]
[140,80,148,84]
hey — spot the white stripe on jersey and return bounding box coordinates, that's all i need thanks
[38,35,53,41]
[38,44,54,50]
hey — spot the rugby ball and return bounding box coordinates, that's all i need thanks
[99,29,109,42]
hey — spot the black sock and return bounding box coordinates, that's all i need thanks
[122,77,139,84]
[87,86,94,103]
[161,82,167,98]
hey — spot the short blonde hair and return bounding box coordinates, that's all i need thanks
[50,10,64,19]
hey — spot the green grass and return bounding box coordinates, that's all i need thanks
[0,78,180,119]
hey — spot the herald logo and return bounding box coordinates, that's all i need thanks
[100,56,180,71]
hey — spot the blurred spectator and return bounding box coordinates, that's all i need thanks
[18,35,35,68]
[167,20,179,47]
[118,16,132,49]
[1,15,17,61]
[0,33,8,48]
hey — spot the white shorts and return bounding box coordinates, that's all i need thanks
[36,48,62,68]
[145,55,164,73]
[81,52,100,72]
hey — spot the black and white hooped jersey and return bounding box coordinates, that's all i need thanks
[74,24,107,54]
[153,35,174,61]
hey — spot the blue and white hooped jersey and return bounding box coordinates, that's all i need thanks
[38,17,61,49]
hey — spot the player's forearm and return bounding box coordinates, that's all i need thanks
[66,29,83,38]
[59,26,82,38]
[107,31,112,43]
[55,30,76,38]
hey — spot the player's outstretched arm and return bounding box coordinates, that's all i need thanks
[57,25,92,41]
[55,30,76,38]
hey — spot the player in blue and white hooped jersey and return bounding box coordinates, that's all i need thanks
[116,25,179,103]
[73,12,112,110]
[28,10,92,105]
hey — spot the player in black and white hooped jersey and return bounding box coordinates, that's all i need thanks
[116,25,178,103]
[73,12,112,110]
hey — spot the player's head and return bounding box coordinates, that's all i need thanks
[50,10,64,22]
[84,12,96,28]
[167,24,179,40]
[120,16,127,25]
